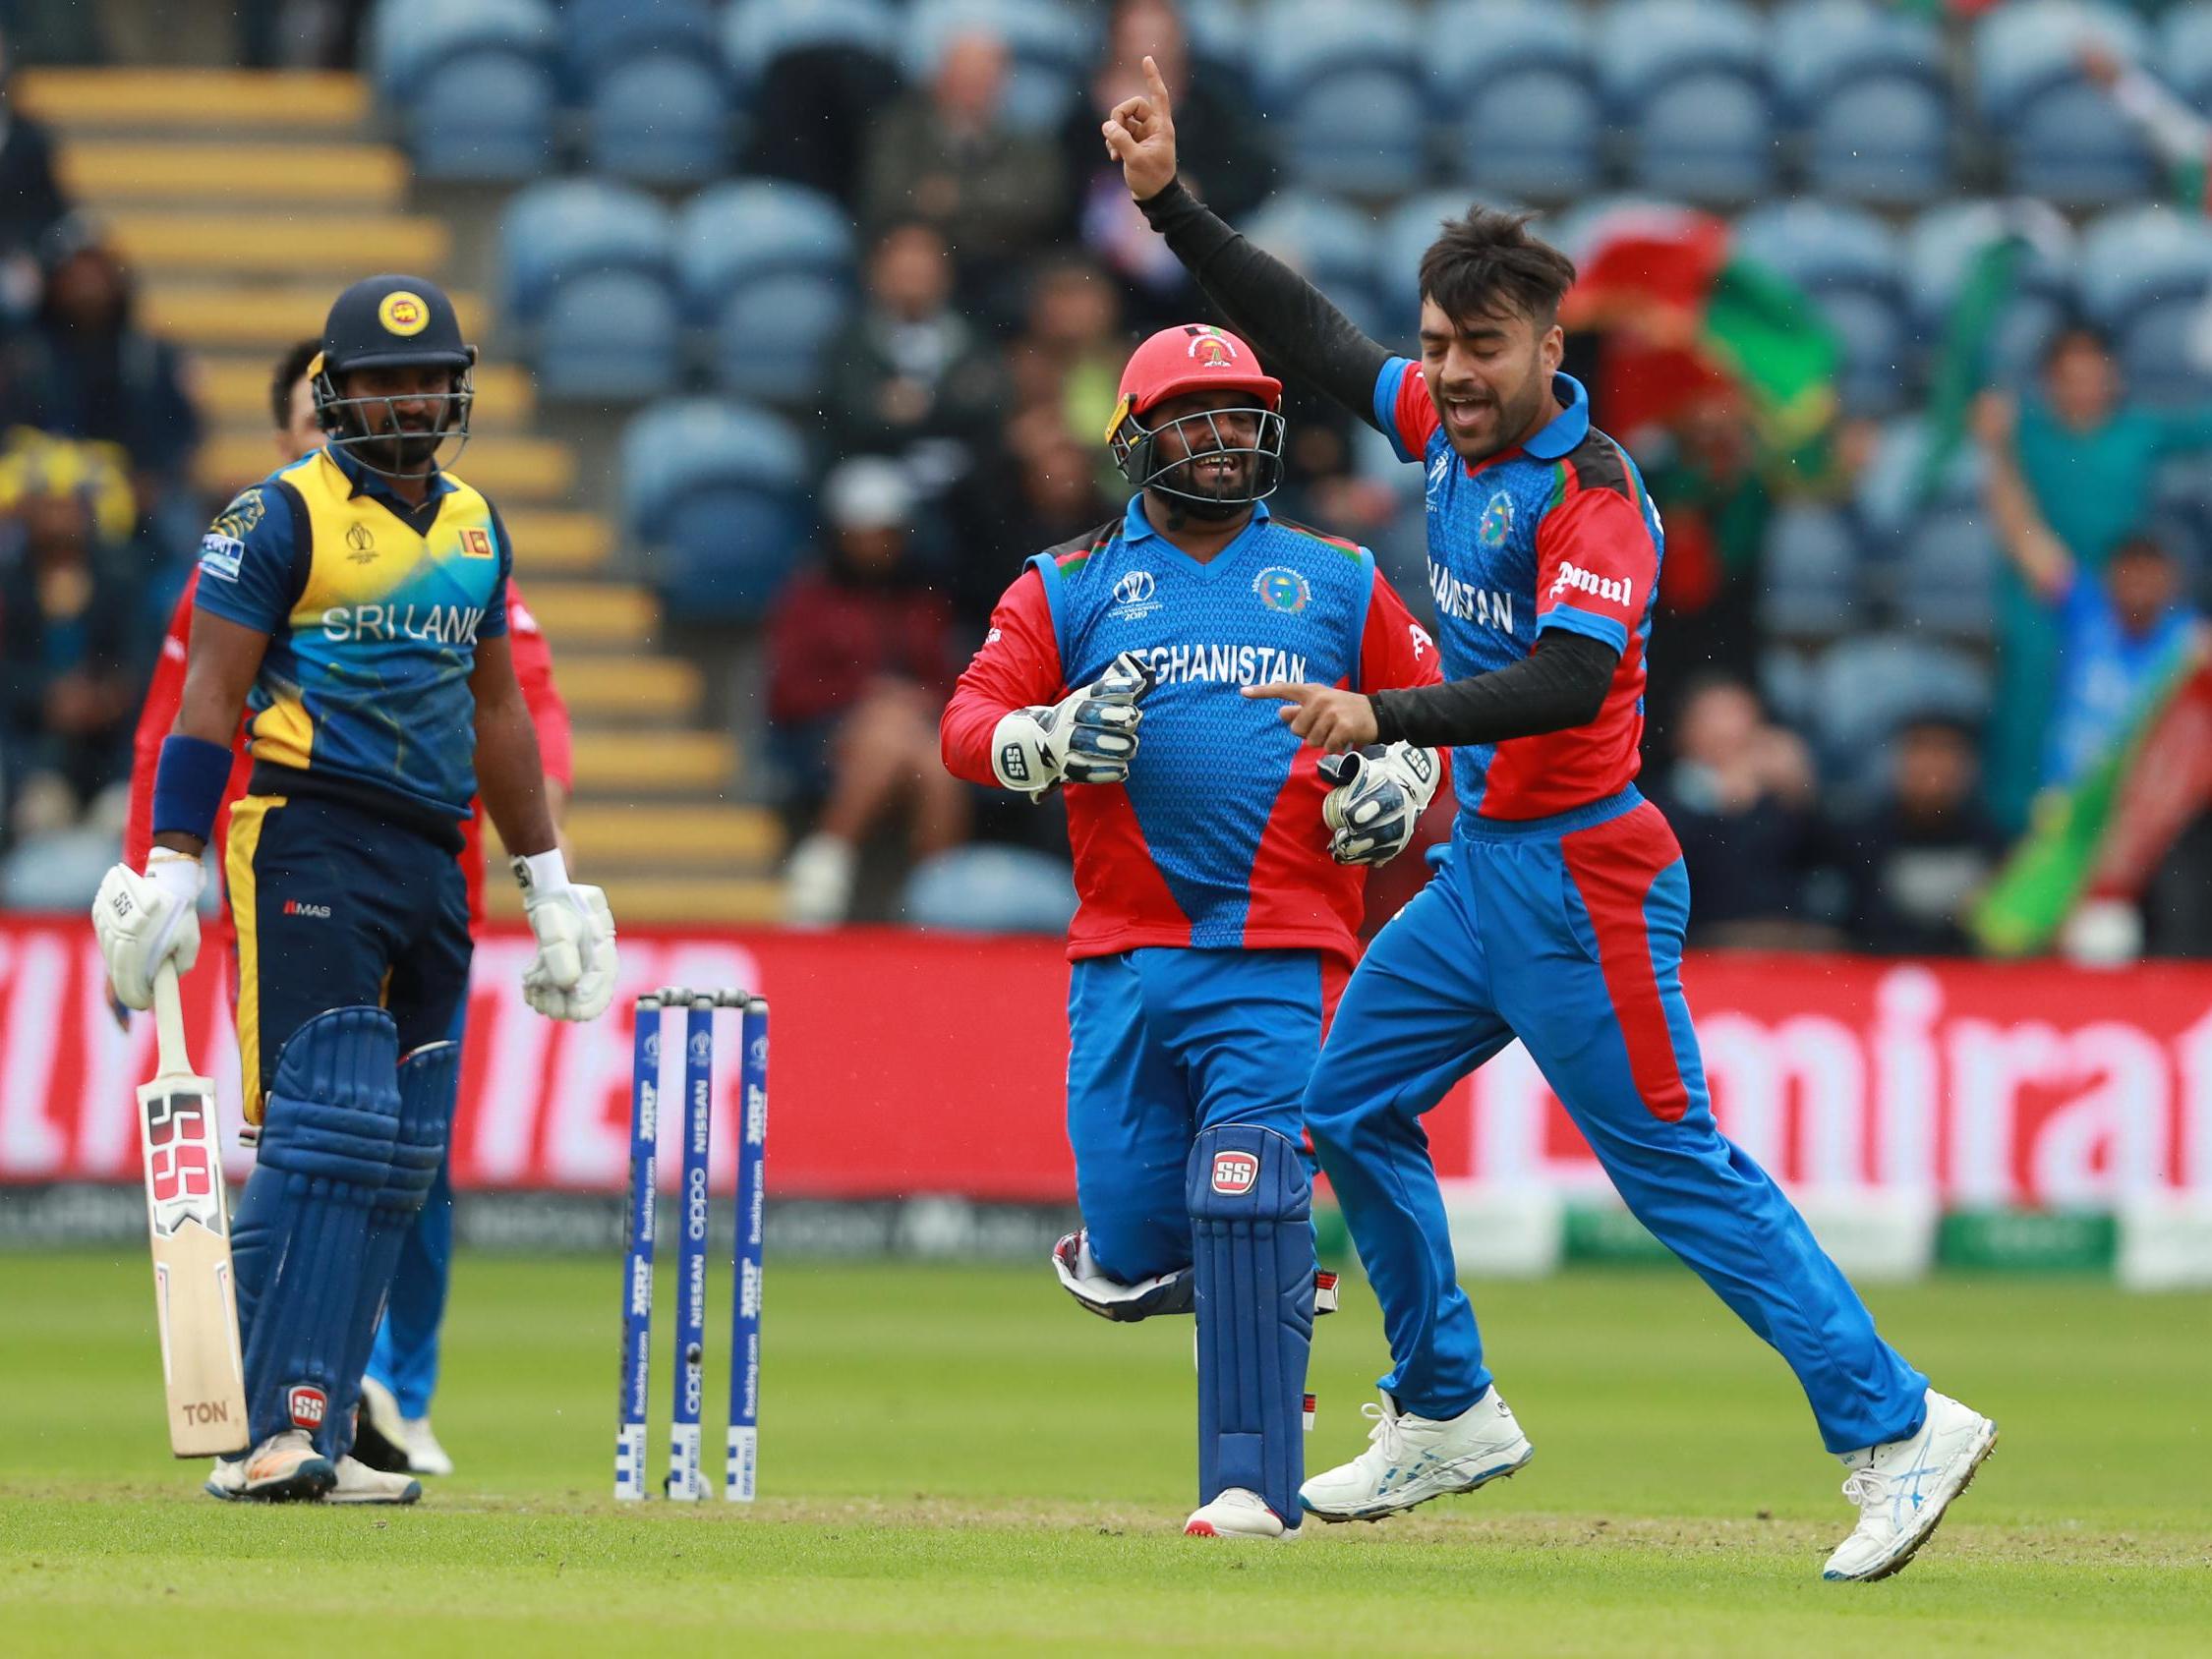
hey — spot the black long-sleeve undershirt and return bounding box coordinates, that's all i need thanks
[1136,179,1622,749]
[1370,631,1619,749]
[1137,177,1391,429]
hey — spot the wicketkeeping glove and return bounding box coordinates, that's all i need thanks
[1318,741,1441,867]
[990,651,1156,802]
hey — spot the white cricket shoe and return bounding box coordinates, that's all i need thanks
[1300,1390,1534,1522]
[398,1415,453,1478]
[326,1455,423,1506]
[204,1430,335,1503]
[783,833,856,927]
[1824,1390,1997,1581]
[1184,1487,1294,1540]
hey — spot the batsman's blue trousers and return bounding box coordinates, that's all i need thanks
[1068,947,1340,1284]
[365,997,463,1419]
[1307,788,1927,1455]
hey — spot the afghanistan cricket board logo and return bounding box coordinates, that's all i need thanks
[1479,490,1514,548]
[1252,565,1310,615]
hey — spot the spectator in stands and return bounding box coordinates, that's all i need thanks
[821,219,1008,486]
[0,29,71,324]
[772,458,968,926]
[1973,334,2212,830]
[1004,256,1130,465]
[14,214,202,514]
[0,439,143,837]
[858,29,1067,315]
[1830,715,2008,957]
[740,18,902,212]
[944,407,1119,632]
[1056,0,1274,335]
[1650,675,1833,948]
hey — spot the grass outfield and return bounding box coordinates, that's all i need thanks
[2,1251,2206,1655]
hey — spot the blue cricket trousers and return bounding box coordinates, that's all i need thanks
[1069,947,1338,1284]
[1305,788,1927,1455]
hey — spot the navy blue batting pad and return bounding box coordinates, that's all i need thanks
[1186,1123,1314,1529]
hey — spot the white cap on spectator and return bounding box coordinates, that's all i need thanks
[824,457,915,532]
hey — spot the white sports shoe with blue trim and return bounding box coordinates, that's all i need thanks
[1299,1390,1534,1522]
[1823,1389,1997,1581]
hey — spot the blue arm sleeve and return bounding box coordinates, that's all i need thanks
[192,484,304,635]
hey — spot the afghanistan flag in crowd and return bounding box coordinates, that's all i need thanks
[1973,644,2212,955]
[1560,204,1840,453]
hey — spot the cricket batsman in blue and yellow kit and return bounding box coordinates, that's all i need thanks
[92,276,616,1505]
[944,324,1446,1539]
[1108,59,1998,1578]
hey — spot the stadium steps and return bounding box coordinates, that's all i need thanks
[27,68,786,927]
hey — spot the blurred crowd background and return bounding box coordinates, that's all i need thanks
[2,0,2209,959]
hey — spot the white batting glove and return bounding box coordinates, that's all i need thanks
[991,651,1155,802]
[1319,742,1441,867]
[514,851,617,1022]
[90,850,204,1011]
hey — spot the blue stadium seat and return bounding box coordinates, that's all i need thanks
[2160,4,2212,108]
[1243,194,1389,344]
[1601,0,1775,203]
[1975,1,2154,204]
[1760,504,1866,640]
[585,54,734,184]
[1807,633,1992,789]
[1734,201,1913,415]
[622,400,814,619]
[2081,207,2212,405]
[1893,505,2001,643]
[724,0,899,89]
[566,0,720,77]
[1854,416,1983,535]
[1773,0,1951,205]
[1183,0,1257,91]
[1904,200,2079,393]
[1252,0,1427,198]
[677,181,856,404]
[1429,4,1602,200]
[406,48,559,182]
[902,846,1078,934]
[501,181,680,400]
[367,0,554,104]
[902,0,1098,134]
[1375,190,1524,338]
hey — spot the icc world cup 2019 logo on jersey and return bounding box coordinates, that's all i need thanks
[1252,566,1310,615]
[1480,490,1514,548]
[1109,568,1160,622]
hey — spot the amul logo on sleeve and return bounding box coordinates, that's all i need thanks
[1548,560,1634,609]
[1210,1151,1258,1194]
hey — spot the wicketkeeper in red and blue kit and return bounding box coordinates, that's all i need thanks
[1106,58,1998,1577]
[942,323,1446,1539]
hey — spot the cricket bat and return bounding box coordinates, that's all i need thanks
[138,963,248,1458]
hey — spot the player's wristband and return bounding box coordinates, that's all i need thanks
[150,734,233,842]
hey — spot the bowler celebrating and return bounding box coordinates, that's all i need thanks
[1107,59,1996,1579]
[942,323,1444,1540]
[92,276,616,1504]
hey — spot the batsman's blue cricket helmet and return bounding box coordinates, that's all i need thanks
[310,274,476,472]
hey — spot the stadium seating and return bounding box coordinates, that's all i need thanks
[501,180,681,400]
[2081,206,2212,405]
[1975,0,2154,205]
[1734,201,1913,416]
[369,0,560,181]
[2160,3,2212,110]
[1904,200,2080,395]
[1601,0,1775,203]
[1761,504,1867,642]
[902,0,1097,134]
[676,180,856,404]
[1376,189,1524,337]
[1252,0,1427,198]
[1806,632,1992,795]
[569,0,733,184]
[1772,0,1950,207]
[902,845,1079,933]
[1892,504,2002,645]
[621,399,814,619]
[724,0,901,89]
[1243,193,1390,344]
[1429,3,1603,201]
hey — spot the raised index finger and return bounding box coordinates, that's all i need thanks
[1141,53,1172,111]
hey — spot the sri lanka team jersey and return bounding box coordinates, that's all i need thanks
[1374,362,1663,820]
[943,496,1443,963]
[192,443,512,823]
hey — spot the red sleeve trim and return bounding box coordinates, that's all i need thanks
[940,567,1065,786]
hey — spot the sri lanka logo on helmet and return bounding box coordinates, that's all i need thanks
[310,274,478,482]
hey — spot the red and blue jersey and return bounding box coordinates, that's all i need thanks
[1375,361,1663,821]
[943,496,1443,964]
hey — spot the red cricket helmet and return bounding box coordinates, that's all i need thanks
[1105,324,1287,515]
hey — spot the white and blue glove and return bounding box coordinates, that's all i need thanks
[991,651,1155,802]
[1318,741,1441,867]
